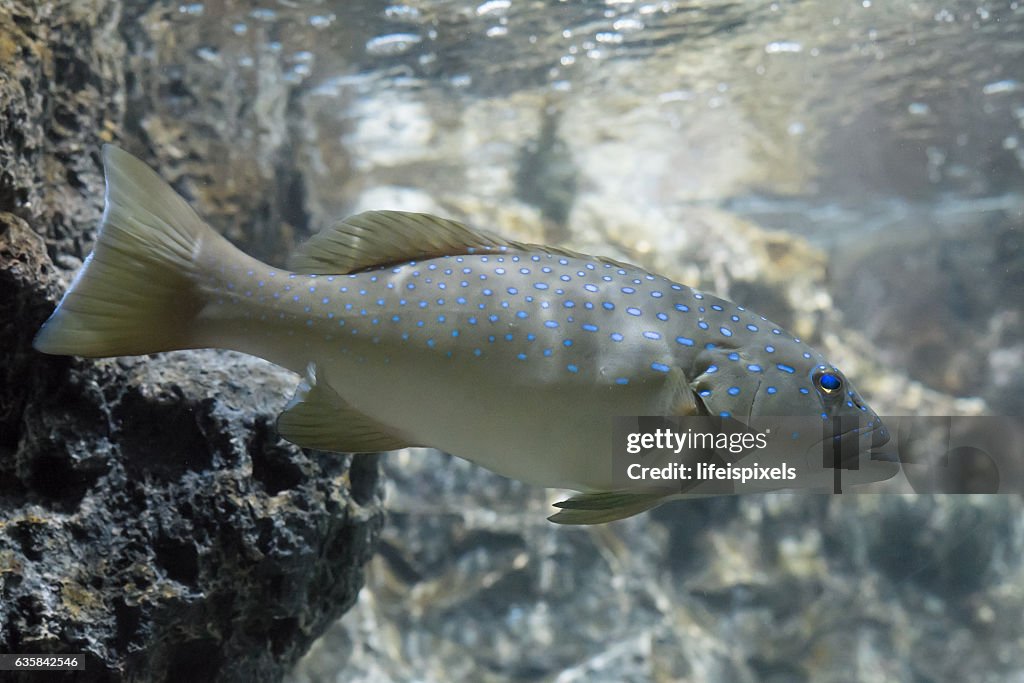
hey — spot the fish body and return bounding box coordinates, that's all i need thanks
[34,146,892,522]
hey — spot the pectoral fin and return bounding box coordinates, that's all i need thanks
[277,363,411,453]
[548,491,667,525]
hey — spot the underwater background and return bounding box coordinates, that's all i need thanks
[1,0,1023,681]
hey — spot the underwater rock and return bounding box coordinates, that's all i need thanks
[1,2,384,681]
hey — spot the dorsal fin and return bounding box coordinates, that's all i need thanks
[287,210,515,274]
[287,210,637,275]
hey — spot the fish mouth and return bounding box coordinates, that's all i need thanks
[811,418,894,467]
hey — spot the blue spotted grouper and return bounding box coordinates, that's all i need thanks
[35,146,892,523]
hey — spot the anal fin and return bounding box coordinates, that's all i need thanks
[277,363,411,453]
[548,491,667,525]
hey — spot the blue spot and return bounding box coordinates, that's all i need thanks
[675,304,690,312]
[488,335,496,343]
[407,283,415,290]
[438,315,446,323]
[518,353,527,360]
[567,364,579,373]
[643,331,661,340]
[474,348,482,357]
[621,287,635,294]
[766,386,777,395]
[699,389,711,397]
[508,287,518,295]
[706,365,719,374]
[719,411,731,418]
[542,267,552,273]
[427,339,435,348]
[564,301,576,308]
[584,302,594,310]
[727,352,740,361]
[545,320,559,328]
[626,307,642,316]
[731,315,740,322]
[559,258,569,265]
[676,336,694,346]
[519,268,530,275]
[615,377,629,385]
[418,301,428,309]
[584,284,598,292]
[452,329,460,338]
[391,315,400,322]
[602,302,615,310]
[563,339,574,347]
[747,364,763,373]
[258,280,265,287]
[694,293,704,300]
[527,333,536,341]
[728,386,740,396]
[610,333,624,342]
[656,312,668,321]
[483,288,493,296]
[651,291,663,298]
[543,348,553,357]
[671,284,682,291]
[777,363,796,374]
[772,329,782,335]
[505,333,513,341]
[711,304,723,311]
[517,311,528,319]
[416,321,425,327]
[720,327,733,337]
[803,352,812,359]
[469,317,478,325]
[765,345,775,353]
[698,321,709,330]
[560,275,571,282]
[747,324,759,332]
[457,296,467,304]
[582,323,598,332]
[489,314,499,323]
[799,388,810,395]
[534,282,549,291]
[651,362,670,373]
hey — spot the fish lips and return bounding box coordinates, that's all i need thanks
[811,416,898,473]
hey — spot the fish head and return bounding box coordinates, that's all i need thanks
[691,340,890,454]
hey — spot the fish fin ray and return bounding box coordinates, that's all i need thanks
[277,363,411,453]
[34,145,233,357]
[287,210,637,274]
[548,491,666,525]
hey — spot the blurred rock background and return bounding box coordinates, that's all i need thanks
[2,0,1023,681]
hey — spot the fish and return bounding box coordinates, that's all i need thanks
[34,146,893,524]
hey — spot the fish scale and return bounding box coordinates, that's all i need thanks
[210,250,836,415]
[34,146,891,523]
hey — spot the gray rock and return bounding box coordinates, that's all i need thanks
[0,1,384,681]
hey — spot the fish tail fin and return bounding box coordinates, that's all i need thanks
[34,145,231,357]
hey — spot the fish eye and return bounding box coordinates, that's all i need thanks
[815,370,843,395]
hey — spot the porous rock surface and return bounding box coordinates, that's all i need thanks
[0,2,384,681]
